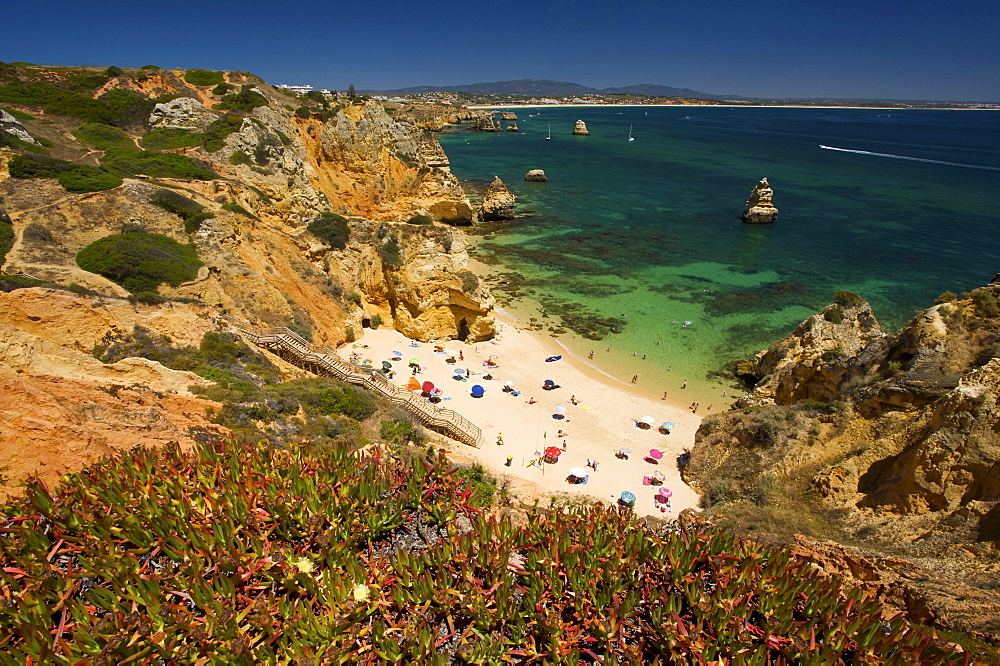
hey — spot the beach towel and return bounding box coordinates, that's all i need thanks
[581,405,592,411]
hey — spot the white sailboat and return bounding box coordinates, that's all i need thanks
[546,124,551,140]
[628,124,634,142]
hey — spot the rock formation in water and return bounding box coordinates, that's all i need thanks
[505,123,518,132]
[742,177,778,223]
[479,176,516,220]
[501,112,519,121]
[524,169,547,182]
[572,120,589,135]
[469,111,501,132]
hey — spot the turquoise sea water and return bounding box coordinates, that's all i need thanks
[438,107,1000,403]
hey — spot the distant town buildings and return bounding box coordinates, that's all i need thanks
[275,84,335,96]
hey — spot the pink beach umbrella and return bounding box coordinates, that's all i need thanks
[658,487,673,498]
[648,449,664,460]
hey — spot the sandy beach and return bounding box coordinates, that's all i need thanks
[339,312,702,518]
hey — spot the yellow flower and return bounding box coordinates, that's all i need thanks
[352,584,370,602]
[293,557,314,574]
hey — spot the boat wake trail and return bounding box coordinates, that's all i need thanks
[819,145,1000,172]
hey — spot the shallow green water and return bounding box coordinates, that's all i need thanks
[439,107,1000,400]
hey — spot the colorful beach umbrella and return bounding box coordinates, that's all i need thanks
[453,367,465,375]
[421,381,435,393]
[620,491,636,504]
[381,361,392,370]
[648,449,664,460]
[658,488,673,498]
[391,350,402,357]
[661,421,675,430]
[651,470,666,482]
[409,358,420,365]
[544,446,562,458]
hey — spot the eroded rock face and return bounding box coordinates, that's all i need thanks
[743,177,778,224]
[500,112,518,121]
[479,176,516,220]
[505,123,518,133]
[524,169,547,182]
[737,295,885,407]
[469,112,501,132]
[148,97,217,131]
[572,120,589,135]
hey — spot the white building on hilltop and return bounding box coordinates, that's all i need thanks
[276,84,314,94]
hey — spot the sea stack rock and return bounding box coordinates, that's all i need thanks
[505,123,519,132]
[479,176,516,220]
[742,177,778,224]
[572,120,589,135]
[524,169,547,182]
[501,111,519,121]
[469,111,501,132]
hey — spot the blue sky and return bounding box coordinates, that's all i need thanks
[5,0,999,101]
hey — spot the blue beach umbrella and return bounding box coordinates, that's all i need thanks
[661,421,675,430]
[471,385,485,398]
[620,491,636,505]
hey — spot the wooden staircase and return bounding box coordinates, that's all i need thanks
[220,316,482,447]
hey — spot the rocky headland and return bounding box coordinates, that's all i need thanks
[685,285,1000,640]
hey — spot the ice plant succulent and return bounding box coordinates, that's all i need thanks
[0,438,968,663]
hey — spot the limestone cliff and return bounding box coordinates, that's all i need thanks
[478,176,516,221]
[687,284,1000,564]
[742,177,778,224]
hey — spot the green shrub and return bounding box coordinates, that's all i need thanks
[833,290,864,308]
[75,231,202,293]
[346,292,362,307]
[202,114,243,152]
[406,214,432,225]
[215,86,268,112]
[345,325,356,341]
[823,304,845,324]
[229,150,252,165]
[57,165,123,193]
[104,66,124,77]
[73,123,133,150]
[222,202,258,220]
[294,105,311,119]
[149,188,213,232]
[22,222,53,243]
[0,214,13,264]
[370,314,384,329]
[96,89,156,128]
[183,210,215,233]
[101,146,216,180]
[973,290,1000,318]
[276,379,378,421]
[935,291,958,304]
[8,153,75,179]
[379,418,422,445]
[140,128,202,150]
[211,82,235,95]
[461,270,479,293]
[821,348,846,361]
[307,212,350,250]
[455,463,498,507]
[184,69,224,86]
[379,235,403,267]
[884,360,903,377]
[0,129,46,153]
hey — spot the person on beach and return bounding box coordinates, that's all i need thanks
[707,405,713,411]
[588,350,594,359]
[505,456,513,467]
[497,433,504,446]
[631,375,638,384]
[459,351,464,361]
[606,345,611,352]
[682,379,687,389]
[527,396,536,404]
[662,391,668,400]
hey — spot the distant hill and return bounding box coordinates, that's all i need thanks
[369,79,723,99]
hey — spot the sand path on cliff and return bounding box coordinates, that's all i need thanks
[339,314,702,517]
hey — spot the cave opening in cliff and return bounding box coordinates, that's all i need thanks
[457,318,470,342]
[361,318,371,329]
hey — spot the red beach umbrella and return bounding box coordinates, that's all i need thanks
[421,381,435,393]
[544,446,562,458]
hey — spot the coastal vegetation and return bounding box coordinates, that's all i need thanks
[183,69,225,87]
[75,231,202,294]
[214,85,268,112]
[149,189,215,233]
[307,211,351,250]
[0,435,964,662]
[8,154,123,193]
[202,114,244,152]
[140,127,203,150]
